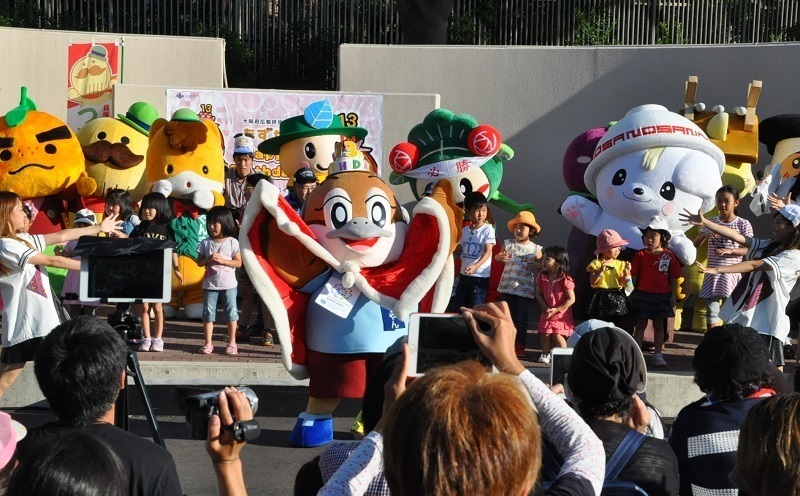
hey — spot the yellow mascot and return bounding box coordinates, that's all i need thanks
[77,102,158,219]
[677,76,761,331]
[146,108,225,318]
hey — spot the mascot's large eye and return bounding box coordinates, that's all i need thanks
[330,201,351,230]
[45,144,57,154]
[366,195,391,228]
[793,158,800,170]
[0,150,11,161]
[304,142,316,159]
[202,165,209,175]
[166,165,174,174]
[121,136,130,145]
[459,178,474,196]
[660,181,676,201]
[612,169,626,185]
[97,132,106,140]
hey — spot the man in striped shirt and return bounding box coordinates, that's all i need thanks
[669,324,776,495]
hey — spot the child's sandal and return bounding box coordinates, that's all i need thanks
[199,343,214,354]
[225,343,238,355]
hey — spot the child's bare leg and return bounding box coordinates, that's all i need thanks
[654,319,665,355]
[153,303,164,339]
[553,334,568,348]
[540,334,552,355]
[203,322,214,345]
[0,363,25,399]
[139,303,151,339]
[227,320,238,345]
[633,319,648,348]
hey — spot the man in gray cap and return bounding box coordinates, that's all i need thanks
[565,326,679,496]
[223,133,256,221]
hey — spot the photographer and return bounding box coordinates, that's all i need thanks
[319,302,605,496]
[206,387,254,496]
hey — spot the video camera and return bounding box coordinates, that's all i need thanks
[72,236,175,341]
[185,387,260,441]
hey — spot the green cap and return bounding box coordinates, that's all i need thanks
[258,115,367,155]
[117,102,159,136]
[171,108,200,122]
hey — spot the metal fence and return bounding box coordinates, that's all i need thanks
[6,0,800,89]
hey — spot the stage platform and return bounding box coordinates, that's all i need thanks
[2,307,796,418]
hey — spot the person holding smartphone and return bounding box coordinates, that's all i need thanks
[319,302,605,496]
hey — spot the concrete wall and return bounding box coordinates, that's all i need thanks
[113,84,439,202]
[0,27,224,121]
[340,43,800,244]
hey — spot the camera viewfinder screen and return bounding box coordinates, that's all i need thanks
[416,316,491,373]
[551,353,572,385]
[86,254,166,300]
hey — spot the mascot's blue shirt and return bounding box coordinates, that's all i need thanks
[303,270,411,354]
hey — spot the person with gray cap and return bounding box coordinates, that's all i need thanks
[668,323,777,496]
[561,325,679,496]
[223,133,256,221]
[286,167,318,214]
[682,203,800,368]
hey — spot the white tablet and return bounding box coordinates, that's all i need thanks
[550,347,574,386]
[79,248,173,303]
[407,312,492,376]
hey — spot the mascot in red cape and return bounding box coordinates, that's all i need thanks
[240,145,461,447]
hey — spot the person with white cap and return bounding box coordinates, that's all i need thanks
[682,203,800,368]
[223,133,256,221]
[630,216,682,367]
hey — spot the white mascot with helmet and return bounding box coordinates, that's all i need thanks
[560,104,725,265]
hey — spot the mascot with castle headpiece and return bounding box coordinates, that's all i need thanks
[677,76,761,330]
[146,108,226,318]
[241,135,461,447]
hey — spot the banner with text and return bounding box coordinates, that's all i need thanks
[167,90,384,193]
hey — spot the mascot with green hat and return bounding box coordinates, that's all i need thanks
[258,99,374,185]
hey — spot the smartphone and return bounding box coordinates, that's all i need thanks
[550,347,573,386]
[407,313,492,376]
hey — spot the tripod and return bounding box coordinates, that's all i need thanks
[110,303,166,447]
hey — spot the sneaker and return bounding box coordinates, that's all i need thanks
[515,342,526,358]
[151,338,164,352]
[537,353,551,364]
[138,338,152,352]
[653,353,667,367]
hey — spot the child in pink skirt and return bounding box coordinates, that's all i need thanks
[534,245,575,364]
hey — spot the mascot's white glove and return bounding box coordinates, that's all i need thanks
[560,195,601,234]
[192,190,215,210]
[152,179,173,198]
[668,233,697,266]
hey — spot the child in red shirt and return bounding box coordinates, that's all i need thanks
[630,217,681,367]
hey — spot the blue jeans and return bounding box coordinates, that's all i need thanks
[453,275,489,309]
[203,288,239,323]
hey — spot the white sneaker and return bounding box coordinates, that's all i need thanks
[538,354,551,364]
[138,338,152,352]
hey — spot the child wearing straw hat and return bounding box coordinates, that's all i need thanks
[495,211,542,357]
